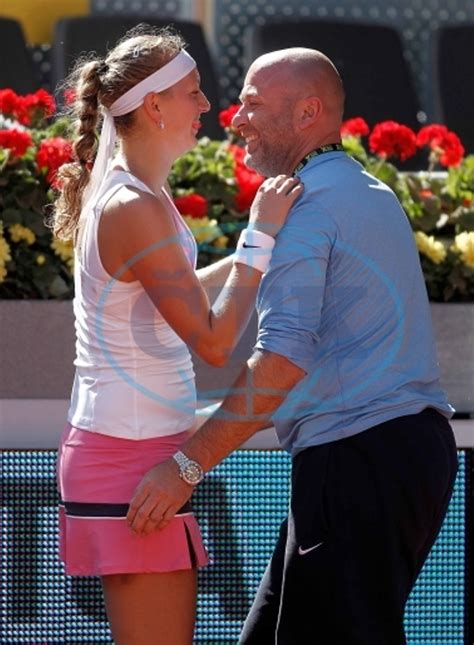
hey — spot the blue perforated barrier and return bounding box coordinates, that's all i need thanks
[0,450,469,644]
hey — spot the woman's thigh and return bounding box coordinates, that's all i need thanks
[102,569,197,645]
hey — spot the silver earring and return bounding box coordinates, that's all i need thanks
[159,122,165,130]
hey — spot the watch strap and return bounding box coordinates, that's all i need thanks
[173,450,189,469]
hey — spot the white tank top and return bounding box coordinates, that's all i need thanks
[67,170,198,440]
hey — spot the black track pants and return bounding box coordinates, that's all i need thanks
[240,408,458,645]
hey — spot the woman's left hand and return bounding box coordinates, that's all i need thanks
[127,460,193,535]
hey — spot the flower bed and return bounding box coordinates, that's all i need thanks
[0,90,473,301]
[341,117,474,302]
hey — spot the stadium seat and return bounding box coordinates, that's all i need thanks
[436,24,474,154]
[0,17,39,93]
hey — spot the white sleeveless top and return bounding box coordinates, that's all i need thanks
[67,170,198,440]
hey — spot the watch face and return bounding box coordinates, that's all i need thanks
[183,462,203,485]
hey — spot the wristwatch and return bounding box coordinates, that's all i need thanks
[172,450,204,486]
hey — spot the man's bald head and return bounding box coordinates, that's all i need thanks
[233,47,345,176]
[247,48,345,120]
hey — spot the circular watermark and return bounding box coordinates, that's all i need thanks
[93,229,405,425]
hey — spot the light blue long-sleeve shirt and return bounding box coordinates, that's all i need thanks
[255,151,454,456]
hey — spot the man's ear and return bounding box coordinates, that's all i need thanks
[297,96,322,130]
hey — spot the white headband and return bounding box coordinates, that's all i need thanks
[81,49,196,213]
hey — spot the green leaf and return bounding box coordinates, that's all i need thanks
[342,136,368,163]
[22,210,49,236]
[456,209,474,232]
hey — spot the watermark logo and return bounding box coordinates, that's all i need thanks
[93,228,405,423]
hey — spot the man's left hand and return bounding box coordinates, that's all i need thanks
[127,459,193,535]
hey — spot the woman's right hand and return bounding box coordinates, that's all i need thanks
[249,175,303,238]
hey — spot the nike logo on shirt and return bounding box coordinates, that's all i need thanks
[242,242,260,248]
[298,541,324,555]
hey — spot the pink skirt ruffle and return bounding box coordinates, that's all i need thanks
[57,424,208,576]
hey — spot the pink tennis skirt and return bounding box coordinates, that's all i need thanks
[57,423,208,576]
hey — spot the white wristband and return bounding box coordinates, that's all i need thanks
[233,228,275,273]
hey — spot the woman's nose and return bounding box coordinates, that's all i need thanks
[200,91,211,113]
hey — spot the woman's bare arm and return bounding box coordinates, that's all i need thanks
[98,176,302,366]
[196,255,234,303]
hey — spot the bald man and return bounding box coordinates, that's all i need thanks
[128,49,457,644]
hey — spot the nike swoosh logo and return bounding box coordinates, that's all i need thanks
[298,541,323,555]
[242,242,260,248]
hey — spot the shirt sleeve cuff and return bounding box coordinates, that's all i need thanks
[254,329,317,374]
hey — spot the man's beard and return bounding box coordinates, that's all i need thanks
[244,143,293,177]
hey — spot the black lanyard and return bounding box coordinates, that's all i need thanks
[293,143,344,174]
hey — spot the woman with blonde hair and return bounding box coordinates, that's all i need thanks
[53,25,302,645]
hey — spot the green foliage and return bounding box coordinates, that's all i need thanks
[168,138,247,268]
[347,137,474,301]
[0,128,73,299]
[2,96,474,302]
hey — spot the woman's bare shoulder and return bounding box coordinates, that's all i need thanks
[98,185,177,275]
[102,185,169,226]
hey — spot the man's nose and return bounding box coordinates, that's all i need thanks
[231,105,246,129]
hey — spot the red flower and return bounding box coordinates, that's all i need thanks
[0,89,21,117]
[419,189,434,199]
[235,165,264,212]
[416,124,449,148]
[417,124,464,167]
[340,117,369,137]
[0,128,33,157]
[219,104,240,129]
[229,143,246,168]
[17,89,56,125]
[228,144,265,212]
[174,193,208,218]
[369,121,417,161]
[36,137,73,184]
[438,131,464,167]
[0,89,56,125]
